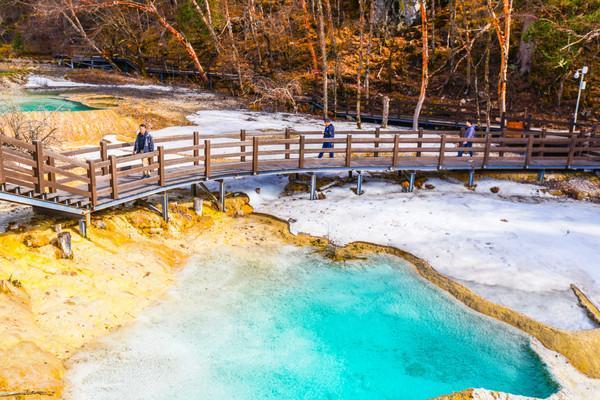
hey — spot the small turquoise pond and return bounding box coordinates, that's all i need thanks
[66,248,558,400]
[0,96,94,112]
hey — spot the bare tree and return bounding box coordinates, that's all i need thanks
[413,0,428,130]
[316,0,328,118]
[356,0,366,129]
[190,0,222,54]
[487,0,513,116]
[300,0,319,71]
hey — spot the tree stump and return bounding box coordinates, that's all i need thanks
[57,232,73,259]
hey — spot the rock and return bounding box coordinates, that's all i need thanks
[490,186,500,194]
[255,187,261,194]
[92,220,107,229]
[317,192,326,200]
[56,232,73,259]
[288,218,297,224]
[424,183,435,190]
[23,233,51,248]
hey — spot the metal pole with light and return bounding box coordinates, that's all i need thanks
[573,66,588,128]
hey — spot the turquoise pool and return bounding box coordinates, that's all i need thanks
[65,248,558,400]
[0,95,94,112]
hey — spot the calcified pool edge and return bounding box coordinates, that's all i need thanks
[0,195,598,399]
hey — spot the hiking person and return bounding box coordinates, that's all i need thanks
[318,119,335,159]
[133,123,154,178]
[458,119,476,157]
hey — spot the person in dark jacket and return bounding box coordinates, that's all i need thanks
[318,119,335,159]
[458,119,476,157]
[133,124,155,178]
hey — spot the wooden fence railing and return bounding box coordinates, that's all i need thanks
[2,129,600,211]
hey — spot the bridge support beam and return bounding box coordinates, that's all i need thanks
[309,174,317,200]
[191,183,198,197]
[218,180,225,212]
[408,172,416,192]
[537,170,545,183]
[162,191,169,222]
[468,170,476,187]
[356,171,364,195]
[78,216,89,239]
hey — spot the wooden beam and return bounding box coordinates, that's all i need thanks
[299,136,305,169]
[416,128,423,157]
[110,155,119,199]
[285,128,291,160]
[100,141,109,175]
[204,140,211,178]
[437,135,446,170]
[524,134,533,168]
[0,135,6,187]
[33,140,45,193]
[482,133,491,168]
[87,159,97,207]
[193,131,200,166]
[567,134,576,168]
[345,135,352,167]
[392,135,399,167]
[374,128,380,157]
[252,136,259,174]
[158,146,166,186]
[240,129,246,162]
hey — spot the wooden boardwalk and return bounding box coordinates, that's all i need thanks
[1,128,600,223]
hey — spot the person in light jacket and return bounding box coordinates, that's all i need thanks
[133,123,155,178]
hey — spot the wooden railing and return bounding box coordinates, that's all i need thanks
[2,129,600,211]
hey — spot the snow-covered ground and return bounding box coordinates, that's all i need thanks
[24,75,213,96]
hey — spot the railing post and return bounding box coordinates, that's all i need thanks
[540,128,547,157]
[417,128,423,157]
[381,96,389,128]
[0,136,4,189]
[252,136,259,174]
[100,140,109,175]
[158,146,165,186]
[87,159,97,207]
[193,131,200,166]
[500,112,506,133]
[240,129,246,162]
[47,156,56,194]
[374,128,380,157]
[567,134,576,169]
[525,134,533,168]
[482,133,491,169]
[345,135,352,167]
[204,140,211,178]
[33,140,45,193]
[392,135,399,167]
[284,128,291,160]
[437,135,446,170]
[299,136,305,169]
[110,155,119,199]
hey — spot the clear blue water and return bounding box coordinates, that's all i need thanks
[66,247,557,400]
[0,96,94,112]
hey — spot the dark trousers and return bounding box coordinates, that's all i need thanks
[458,141,473,157]
[318,142,334,158]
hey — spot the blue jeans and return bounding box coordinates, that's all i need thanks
[318,142,334,158]
[458,141,473,157]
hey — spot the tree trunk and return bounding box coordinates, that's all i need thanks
[223,0,243,90]
[413,0,428,130]
[300,0,319,71]
[356,0,366,129]
[517,14,535,76]
[487,0,513,115]
[316,0,328,118]
[190,0,221,53]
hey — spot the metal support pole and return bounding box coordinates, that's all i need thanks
[162,191,169,222]
[218,180,225,212]
[310,173,317,200]
[537,170,545,183]
[409,172,416,192]
[356,171,364,195]
[468,170,475,187]
[191,183,198,197]
[78,218,87,238]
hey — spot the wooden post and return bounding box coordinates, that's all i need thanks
[47,156,56,194]
[33,140,45,193]
[437,135,446,170]
[110,155,119,199]
[158,146,166,186]
[381,96,390,128]
[87,159,97,207]
[392,135,399,167]
[482,133,491,169]
[540,128,547,157]
[416,128,423,157]
[284,128,291,160]
[299,136,305,169]
[525,134,533,168]
[524,108,531,131]
[0,135,4,189]
[345,135,352,167]
[100,141,109,175]
[500,112,506,133]
[204,140,211,178]
[374,128,380,157]
[193,131,200,166]
[252,136,259,174]
[240,129,246,162]
[567,134,576,168]
[218,180,225,212]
